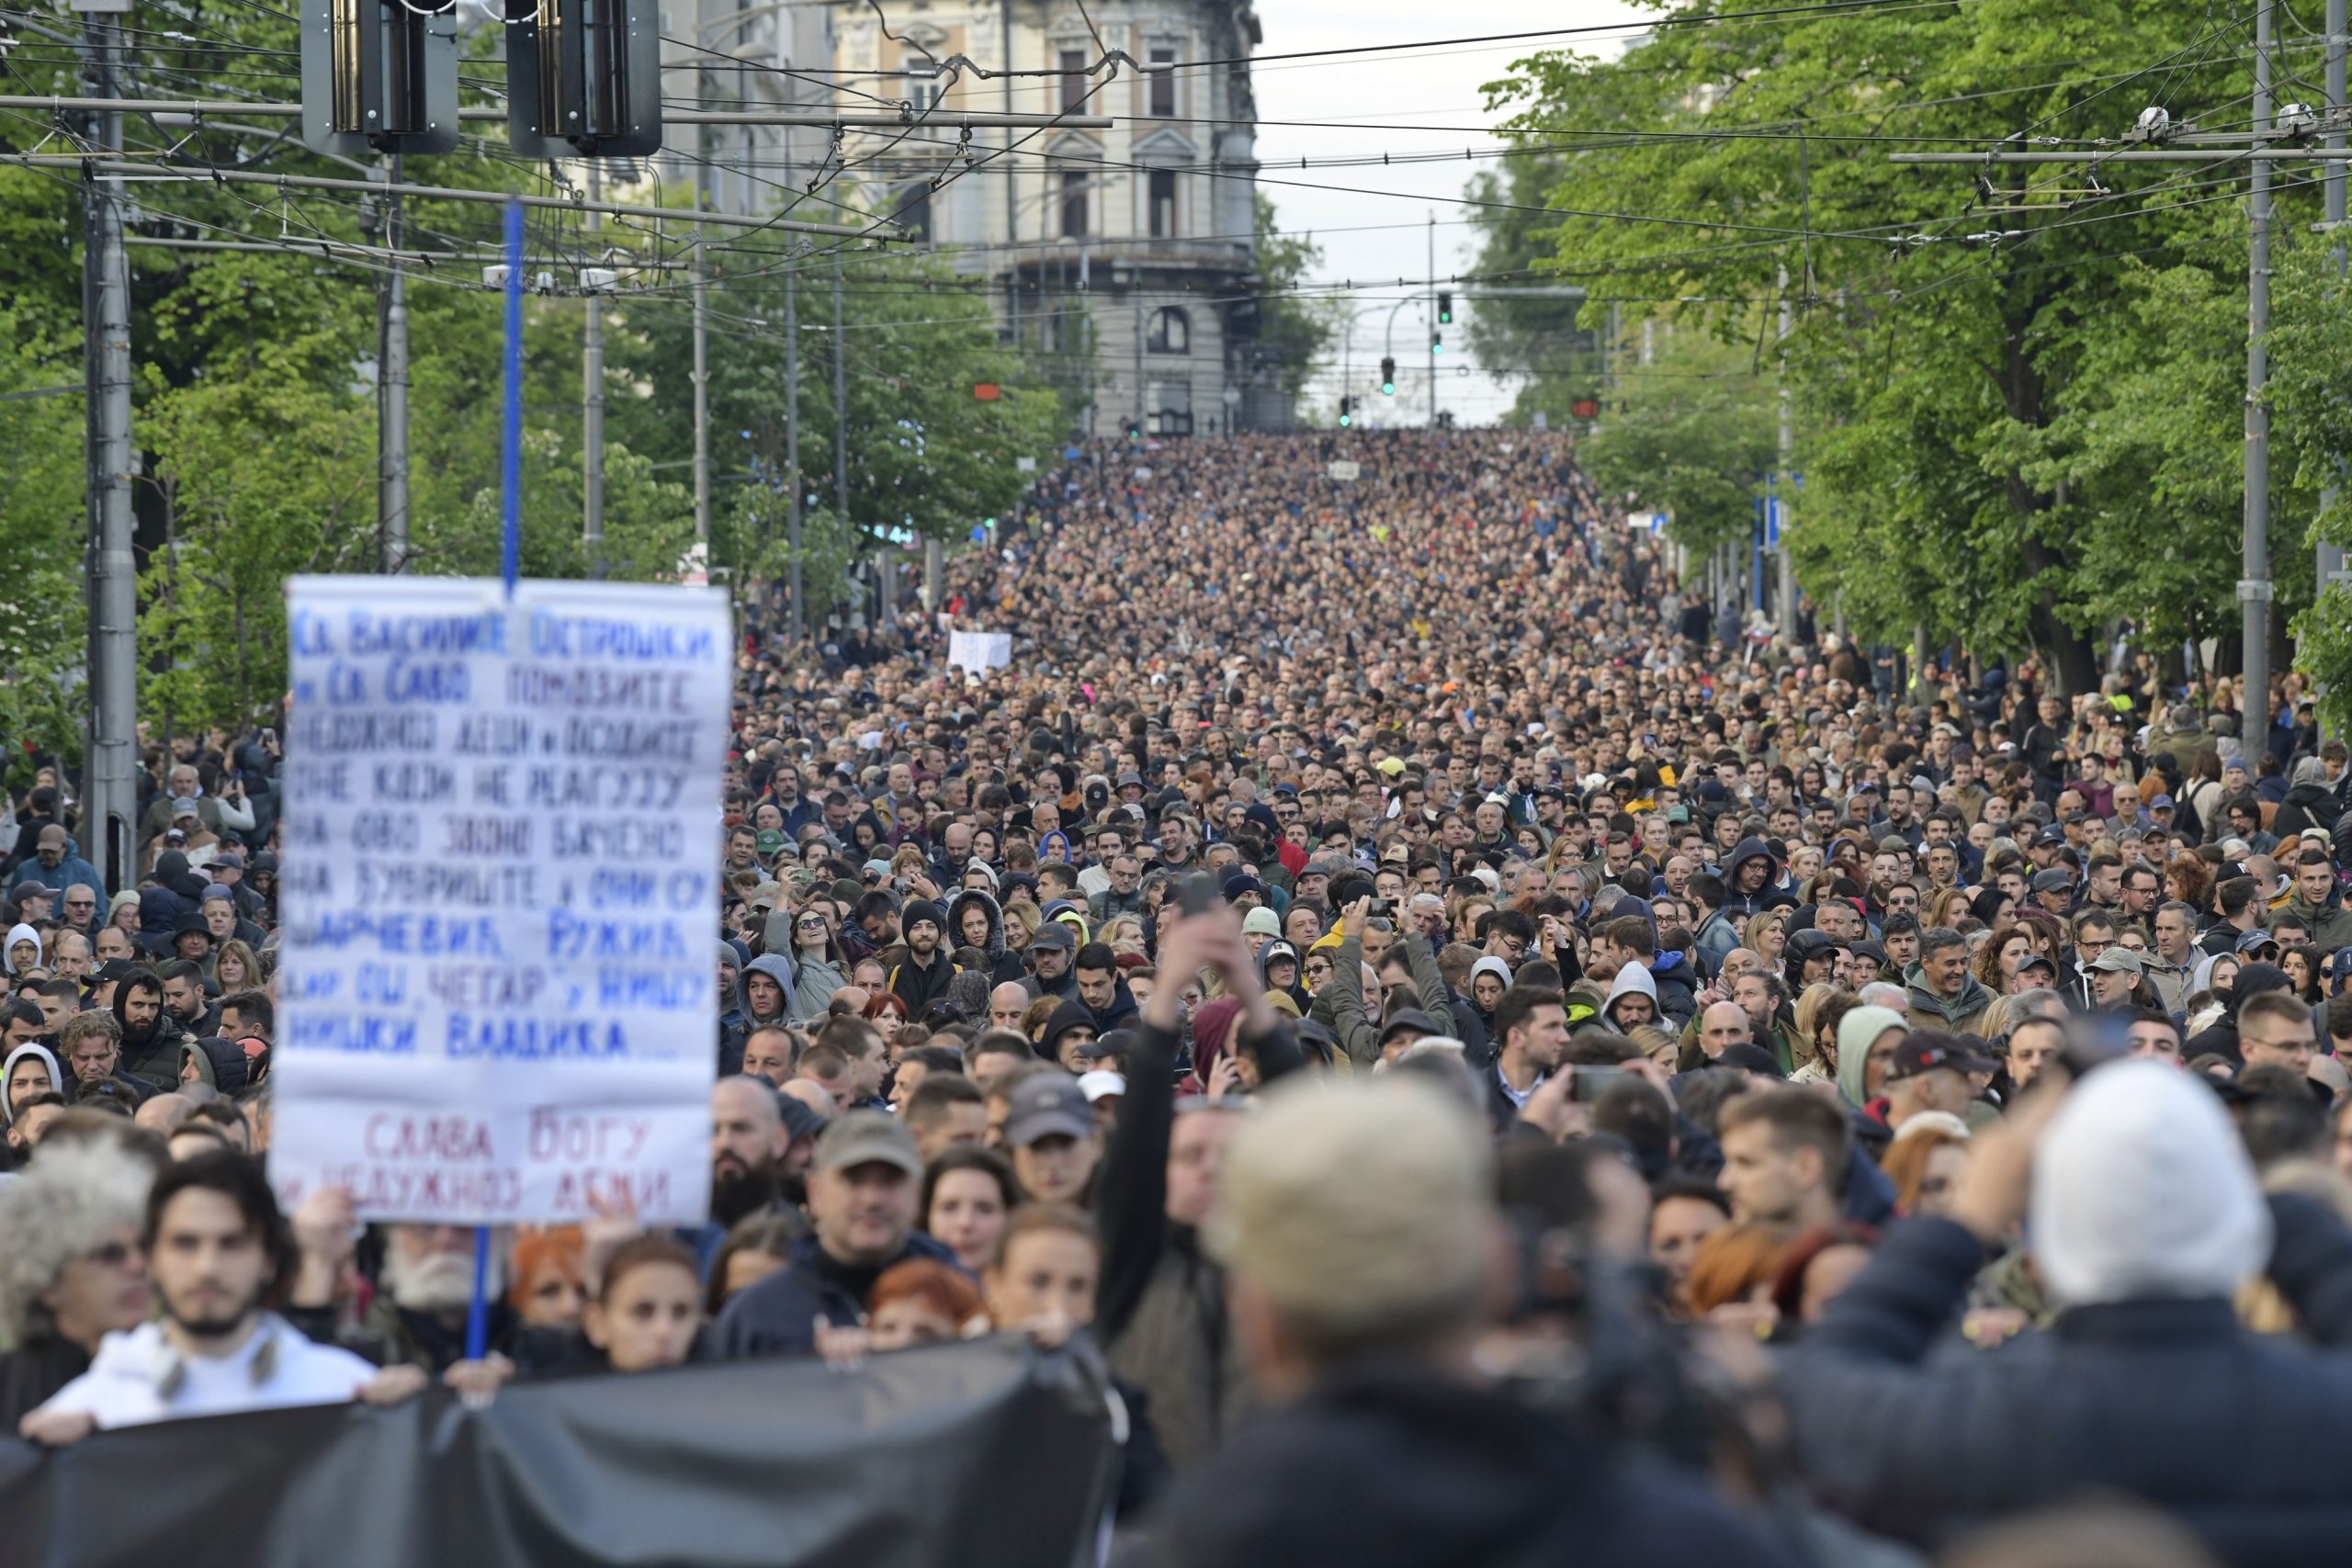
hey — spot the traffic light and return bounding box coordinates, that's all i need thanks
[1338,395,1351,427]
[1431,331,1443,356]
[1437,290,1453,324]
[300,0,459,155]
[1380,356,1396,395]
[506,0,664,158]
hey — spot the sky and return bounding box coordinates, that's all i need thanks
[1248,0,1648,427]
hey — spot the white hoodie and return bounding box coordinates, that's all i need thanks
[36,1314,378,1428]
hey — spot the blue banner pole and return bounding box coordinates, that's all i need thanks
[467,197,526,1365]
[501,198,524,597]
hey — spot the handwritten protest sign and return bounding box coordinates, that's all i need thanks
[269,577,731,1224]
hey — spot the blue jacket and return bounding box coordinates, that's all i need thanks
[1787,1196,2352,1563]
[25,847,107,898]
[713,1231,960,1359]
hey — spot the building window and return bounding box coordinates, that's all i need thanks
[1148,306,1189,355]
[1059,50,1089,111]
[1148,381,1193,435]
[1059,170,1088,239]
[897,182,932,243]
[1148,50,1176,116]
[1148,169,1177,238]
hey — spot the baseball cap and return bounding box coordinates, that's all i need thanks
[10,880,50,903]
[812,1109,922,1177]
[2034,826,2070,848]
[199,884,235,905]
[1883,1036,1997,1082]
[1078,1069,1125,1102]
[2088,948,2143,976]
[775,1096,830,1143]
[2149,794,2176,810]
[2235,929,2282,955]
[169,795,200,818]
[2016,950,2058,977]
[2030,867,2075,894]
[1029,921,1075,952]
[1004,1073,1094,1146]
[755,828,786,856]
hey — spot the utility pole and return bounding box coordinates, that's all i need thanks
[1132,296,1145,434]
[1426,210,1437,428]
[2245,0,2276,739]
[691,142,709,570]
[582,164,605,575]
[785,252,802,643]
[378,155,410,574]
[1776,260,1795,645]
[78,0,135,894]
[832,243,848,588]
[2321,0,2348,742]
[691,242,709,561]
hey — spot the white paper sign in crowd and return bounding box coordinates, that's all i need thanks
[947,629,1012,672]
[269,577,731,1225]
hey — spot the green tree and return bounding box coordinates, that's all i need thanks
[1254,194,1338,404]
[1480,0,2304,692]
[1578,321,1777,557]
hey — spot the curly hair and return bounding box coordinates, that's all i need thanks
[0,1139,157,1343]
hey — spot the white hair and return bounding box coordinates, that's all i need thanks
[0,1139,157,1341]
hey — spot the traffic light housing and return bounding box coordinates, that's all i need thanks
[1339,395,1351,427]
[506,0,664,158]
[1431,331,1443,356]
[1380,356,1396,395]
[300,0,459,156]
[1437,290,1453,324]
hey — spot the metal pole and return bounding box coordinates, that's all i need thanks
[379,154,410,574]
[1426,210,1437,428]
[582,164,605,575]
[691,133,710,568]
[833,244,849,590]
[2320,0,2348,742]
[692,239,709,561]
[79,7,135,894]
[2245,0,2276,744]
[1133,296,1144,434]
[785,257,803,642]
[1776,260,1795,645]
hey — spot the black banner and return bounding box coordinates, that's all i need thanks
[0,1337,1115,1568]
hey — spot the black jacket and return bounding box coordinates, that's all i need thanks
[0,1335,89,1430]
[1119,1362,1802,1568]
[714,1231,959,1359]
[1786,1195,2352,1564]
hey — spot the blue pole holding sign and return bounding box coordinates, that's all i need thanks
[467,197,526,1365]
[501,199,524,598]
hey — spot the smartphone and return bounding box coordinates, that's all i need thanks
[1367,897,1393,919]
[1569,1066,1630,1103]
[1178,874,1218,918]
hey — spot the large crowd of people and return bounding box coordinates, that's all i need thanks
[5,427,2352,1562]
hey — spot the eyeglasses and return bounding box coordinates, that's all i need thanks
[82,1240,135,1269]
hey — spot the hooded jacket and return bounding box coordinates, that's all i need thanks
[1645,949,1700,1030]
[1903,965,1996,1038]
[2,1041,62,1121]
[1601,962,1659,1031]
[1041,997,1100,1063]
[946,888,1029,987]
[740,954,797,1030]
[178,1035,254,1097]
[113,981,193,1090]
[2271,885,2352,954]
[1720,836,1783,916]
[2271,758,2339,842]
[4,922,41,976]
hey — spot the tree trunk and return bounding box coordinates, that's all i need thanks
[1997,297,2103,697]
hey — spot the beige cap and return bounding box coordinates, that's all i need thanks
[1206,1077,1492,1356]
